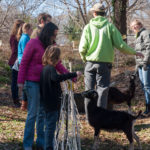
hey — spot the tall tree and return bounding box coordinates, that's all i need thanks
[113,0,127,36]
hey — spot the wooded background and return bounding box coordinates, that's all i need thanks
[0,0,150,45]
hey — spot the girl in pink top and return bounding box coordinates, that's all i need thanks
[18,22,75,150]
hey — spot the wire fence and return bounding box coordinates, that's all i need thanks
[55,81,82,150]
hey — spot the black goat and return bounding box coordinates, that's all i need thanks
[108,74,136,113]
[81,89,142,150]
[74,93,85,113]
[74,74,136,113]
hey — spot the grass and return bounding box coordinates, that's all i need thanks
[0,60,11,86]
[0,44,150,150]
[0,75,10,84]
[0,86,150,150]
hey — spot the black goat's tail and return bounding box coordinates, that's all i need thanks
[133,110,142,120]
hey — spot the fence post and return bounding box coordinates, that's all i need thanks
[69,62,72,72]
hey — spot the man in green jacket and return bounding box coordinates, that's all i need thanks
[79,3,143,118]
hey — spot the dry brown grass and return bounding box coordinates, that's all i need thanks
[0,88,150,150]
[0,45,150,150]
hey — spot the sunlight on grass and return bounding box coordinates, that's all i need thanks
[1,95,150,150]
[0,47,150,149]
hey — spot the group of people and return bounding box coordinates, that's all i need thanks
[8,2,150,150]
[9,13,52,109]
[9,13,81,150]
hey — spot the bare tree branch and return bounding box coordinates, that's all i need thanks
[59,0,78,9]
[127,0,139,11]
[74,0,87,25]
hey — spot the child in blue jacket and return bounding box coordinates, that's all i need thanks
[18,23,32,110]
[18,23,32,64]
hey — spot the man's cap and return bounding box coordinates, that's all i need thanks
[90,3,105,12]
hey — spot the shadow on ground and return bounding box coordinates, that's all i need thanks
[0,141,23,150]
[0,90,26,122]
[135,123,150,131]
[0,138,150,150]
[0,92,14,107]
[0,113,26,122]
[81,137,150,150]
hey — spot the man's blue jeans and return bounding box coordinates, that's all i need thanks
[138,65,150,104]
[23,81,45,149]
[44,111,58,150]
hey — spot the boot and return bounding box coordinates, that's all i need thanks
[143,104,150,116]
[13,99,21,108]
[20,100,27,111]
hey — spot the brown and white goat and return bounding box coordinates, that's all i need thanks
[81,89,142,150]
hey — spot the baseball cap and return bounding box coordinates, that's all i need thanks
[90,3,105,12]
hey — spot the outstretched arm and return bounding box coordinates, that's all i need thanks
[55,60,77,82]
[51,66,77,82]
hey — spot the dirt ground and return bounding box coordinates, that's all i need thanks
[0,45,150,150]
[0,65,150,150]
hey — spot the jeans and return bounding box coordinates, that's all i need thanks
[138,65,150,104]
[11,69,19,100]
[44,111,58,150]
[84,62,111,118]
[23,81,45,149]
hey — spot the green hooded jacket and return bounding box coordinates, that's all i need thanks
[79,16,136,62]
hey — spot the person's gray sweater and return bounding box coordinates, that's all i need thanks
[135,28,150,67]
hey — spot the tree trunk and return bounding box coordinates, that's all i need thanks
[114,0,127,36]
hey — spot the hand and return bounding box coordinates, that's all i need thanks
[72,77,77,83]
[76,71,82,77]
[143,64,148,71]
[136,52,144,58]
[18,83,24,92]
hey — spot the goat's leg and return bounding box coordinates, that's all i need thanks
[132,124,142,150]
[127,102,132,114]
[124,128,134,150]
[92,129,100,150]
[92,136,99,150]
[128,106,132,114]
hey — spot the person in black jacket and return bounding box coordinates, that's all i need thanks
[40,46,81,150]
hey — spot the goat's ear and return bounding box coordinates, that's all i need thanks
[93,92,98,98]
[130,74,136,80]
